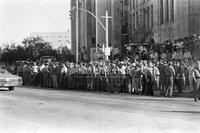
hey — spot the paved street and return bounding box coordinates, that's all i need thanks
[0,87,200,133]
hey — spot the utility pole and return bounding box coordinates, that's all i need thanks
[102,11,112,60]
[105,11,109,60]
[95,0,98,51]
[76,0,79,64]
[73,6,111,61]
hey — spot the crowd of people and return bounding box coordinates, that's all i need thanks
[1,35,200,101]
[1,57,199,101]
[125,36,195,62]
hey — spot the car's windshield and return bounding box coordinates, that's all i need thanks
[0,69,11,74]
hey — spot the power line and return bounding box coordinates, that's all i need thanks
[32,0,67,32]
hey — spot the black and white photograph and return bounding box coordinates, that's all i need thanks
[0,0,200,133]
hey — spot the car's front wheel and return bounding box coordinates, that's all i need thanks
[8,87,14,91]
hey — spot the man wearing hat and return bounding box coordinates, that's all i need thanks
[32,62,39,86]
[158,60,166,93]
[107,63,114,93]
[145,61,154,96]
[130,63,136,94]
[160,51,167,60]
[176,48,183,60]
[141,60,148,95]
[192,62,200,102]
[172,50,178,60]
[68,63,75,89]
[183,49,192,60]
[152,62,160,92]
[176,61,185,93]
[119,61,128,93]
[166,50,172,61]
[60,63,68,89]
[130,62,141,94]
[165,61,175,97]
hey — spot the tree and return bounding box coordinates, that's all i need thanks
[1,36,74,63]
[22,36,58,61]
[1,43,27,63]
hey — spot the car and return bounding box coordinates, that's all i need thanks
[0,68,22,91]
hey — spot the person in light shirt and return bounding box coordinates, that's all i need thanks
[165,61,175,97]
[161,51,167,60]
[152,51,159,62]
[176,48,183,60]
[40,63,46,71]
[192,62,200,102]
[139,45,147,54]
[61,63,68,74]
[152,62,160,91]
[112,45,120,59]
[120,62,126,75]
[172,50,177,60]
[183,49,192,59]
[149,50,154,60]
[32,62,39,86]
[33,62,39,73]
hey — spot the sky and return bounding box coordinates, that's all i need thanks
[0,0,71,44]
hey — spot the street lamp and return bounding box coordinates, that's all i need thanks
[72,5,111,61]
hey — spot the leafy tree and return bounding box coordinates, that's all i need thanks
[1,36,74,63]
[22,36,56,60]
[1,43,27,63]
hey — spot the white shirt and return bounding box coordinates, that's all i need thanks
[152,52,159,61]
[172,52,177,59]
[149,53,154,59]
[139,46,147,53]
[161,53,167,60]
[33,65,38,73]
[121,66,126,75]
[183,51,192,59]
[152,66,160,78]
[40,64,45,71]
[176,51,183,60]
[61,66,68,74]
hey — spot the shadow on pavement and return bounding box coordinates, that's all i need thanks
[160,110,200,114]
[22,86,116,95]
[134,98,178,102]
[173,92,194,98]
